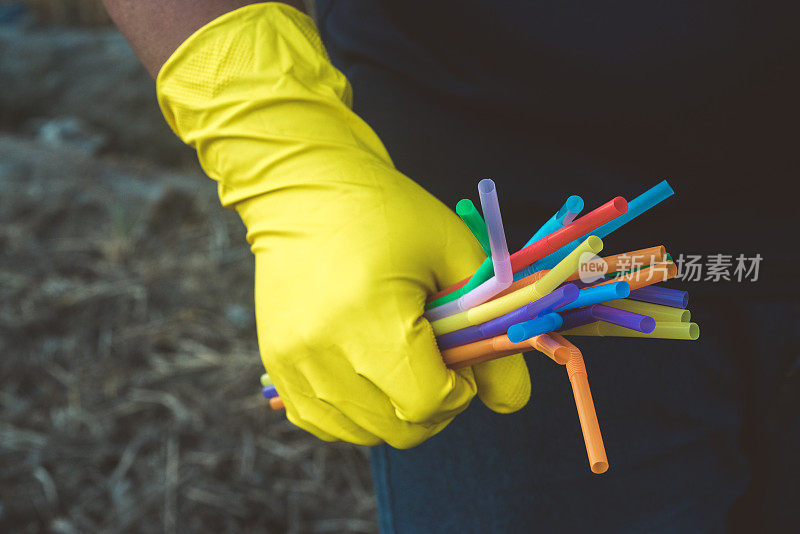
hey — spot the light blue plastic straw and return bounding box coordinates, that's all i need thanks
[555,281,631,313]
[521,180,674,275]
[425,179,512,321]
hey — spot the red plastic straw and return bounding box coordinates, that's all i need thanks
[436,197,628,296]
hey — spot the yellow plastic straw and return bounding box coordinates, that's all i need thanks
[604,299,690,323]
[561,321,699,340]
[431,236,603,336]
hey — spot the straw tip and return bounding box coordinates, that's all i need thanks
[585,235,603,253]
[591,461,609,474]
[658,179,675,196]
[478,178,495,194]
[562,283,580,301]
[611,196,628,214]
[566,195,584,213]
[507,325,526,344]
[615,281,631,299]
[641,317,656,333]
[552,346,571,365]
[688,323,700,340]
[455,198,475,214]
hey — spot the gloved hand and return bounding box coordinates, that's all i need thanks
[156,3,530,447]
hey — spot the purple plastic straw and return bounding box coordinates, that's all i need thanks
[435,284,579,350]
[592,304,655,333]
[629,286,689,308]
[425,179,512,321]
[559,305,598,331]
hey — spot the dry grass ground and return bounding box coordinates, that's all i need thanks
[0,134,377,533]
[23,0,110,26]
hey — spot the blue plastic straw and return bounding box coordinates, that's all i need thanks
[507,312,563,343]
[522,180,674,274]
[555,281,631,312]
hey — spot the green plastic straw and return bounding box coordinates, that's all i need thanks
[456,199,491,256]
[425,256,494,309]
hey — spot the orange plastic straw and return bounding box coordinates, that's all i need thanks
[567,245,665,282]
[274,333,570,404]
[594,261,677,291]
[442,333,571,369]
[446,348,522,369]
[530,334,573,365]
[547,332,609,474]
[270,332,568,408]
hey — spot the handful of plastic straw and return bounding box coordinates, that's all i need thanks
[263,178,699,478]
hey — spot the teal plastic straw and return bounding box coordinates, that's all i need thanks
[514,195,583,281]
[524,180,674,274]
[524,195,584,248]
[456,199,491,256]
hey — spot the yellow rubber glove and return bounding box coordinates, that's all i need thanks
[156,3,530,448]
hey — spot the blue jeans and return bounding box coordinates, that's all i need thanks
[370,296,799,533]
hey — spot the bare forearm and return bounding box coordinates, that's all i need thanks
[102,1,305,78]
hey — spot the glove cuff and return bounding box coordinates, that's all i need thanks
[156,3,392,208]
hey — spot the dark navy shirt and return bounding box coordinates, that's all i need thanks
[317,1,798,285]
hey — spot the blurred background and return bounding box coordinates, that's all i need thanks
[0,1,377,532]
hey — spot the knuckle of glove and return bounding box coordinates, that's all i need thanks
[394,391,454,425]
